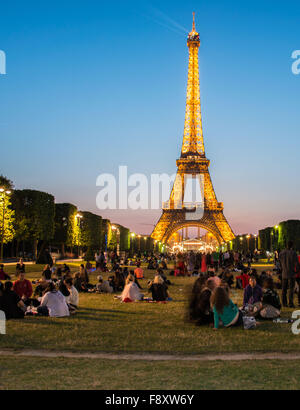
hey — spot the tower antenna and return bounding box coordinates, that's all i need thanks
[192,12,196,31]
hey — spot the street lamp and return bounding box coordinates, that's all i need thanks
[270,231,274,252]
[246,234,250,251]
[0,188,12,263]
[130,233,135,254]
[75,213,83,258]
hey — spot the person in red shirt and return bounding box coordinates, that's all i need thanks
[236,271,250,289]
[134,262,144,279]
[13,271,33,304]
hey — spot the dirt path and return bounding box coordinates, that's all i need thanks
[0,349,300,361]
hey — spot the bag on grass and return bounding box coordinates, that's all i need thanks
[243,316,256,330]
[260,305,280,319]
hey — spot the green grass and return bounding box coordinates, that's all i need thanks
[1,356,300,390]
[0,265,299,354]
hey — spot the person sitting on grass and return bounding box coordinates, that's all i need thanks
[37,282,70,317]
[42,264,52,280]
[75,264,94,292]
[148,275,169,302]
[73,271,89,293]
[243,275,263,313]
[155,268,171,285]
[188,277,215,326]
[95,275,113,294]
[54,267,63,282]
[0,264,11,281]
[258,277,281,320]
[236,269,250,289]
[219,269,234,288]
[65,278,79,312]
[114,268,125,291]
[58,275,71,297]
[107,275,116,292]
[33,265,54,297]
[211,286,244,330]
[13,271,33,306]
[120,274,143,302]
[0,281,26,320]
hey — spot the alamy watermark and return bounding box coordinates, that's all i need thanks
[96,166,204,220]
[292,50,300,75]
[0,50,6,75]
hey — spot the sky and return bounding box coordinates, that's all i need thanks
[0,0,299,236]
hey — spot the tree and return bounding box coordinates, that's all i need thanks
[0,176,15,260]
[278,220,300,251]
[79,212,102,260]
[53,203,78,256]
[12,190,55,260]
[119,226,130,251]
[0,175,13,190]
[101,219,112,251]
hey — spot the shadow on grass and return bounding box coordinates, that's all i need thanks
[80,308,138,315]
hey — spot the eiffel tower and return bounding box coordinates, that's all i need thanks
[151,14,235,246]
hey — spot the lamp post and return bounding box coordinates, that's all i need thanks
[111,225,120,255]
[246,234,250,251]
[270,230,274,252]
[0,188,12,263]
[274,225,279,251]
[75,213,83,258]
[130,233,135,254]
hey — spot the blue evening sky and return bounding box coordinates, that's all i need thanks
[0,0,299,235]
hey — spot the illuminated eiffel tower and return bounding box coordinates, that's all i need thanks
[151,14,235,245]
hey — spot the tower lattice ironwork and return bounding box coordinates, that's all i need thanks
[151,14,235,245]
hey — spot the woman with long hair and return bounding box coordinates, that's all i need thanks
[188,276,214,325]
[148,275,169,302]
[120,274,143,302]
[210,286,243,330]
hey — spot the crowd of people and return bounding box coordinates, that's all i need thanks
[0,254,172,319]
[187,240,300,329]
[0,241,299,331]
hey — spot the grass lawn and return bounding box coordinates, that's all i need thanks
[1,356,300,390]
[0,263,299,355]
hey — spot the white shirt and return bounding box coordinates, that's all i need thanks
[66,285,79,307]
[40,291,70,317]
[121,282,143,302]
